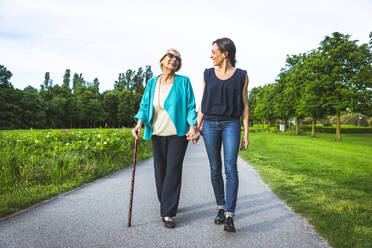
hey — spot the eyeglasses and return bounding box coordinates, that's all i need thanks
[166,53,181,62]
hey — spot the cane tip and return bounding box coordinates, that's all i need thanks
[127,223,131,227]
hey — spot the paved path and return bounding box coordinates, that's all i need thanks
[0,138,330,248]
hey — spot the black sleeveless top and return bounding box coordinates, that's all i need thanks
[201,68,247,121]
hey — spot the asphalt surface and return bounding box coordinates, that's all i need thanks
[0,138,330,248]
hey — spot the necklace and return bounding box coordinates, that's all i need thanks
[158,75,163,109]
[158,74,174,109]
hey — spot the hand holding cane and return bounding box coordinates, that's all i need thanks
[127,131,139,227]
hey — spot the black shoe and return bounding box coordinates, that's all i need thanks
[224,216,236,232]
[162,217,175,229]
[215,209,225,224]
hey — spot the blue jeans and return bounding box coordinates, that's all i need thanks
[202,119,241,216]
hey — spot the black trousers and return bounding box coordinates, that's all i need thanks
[152,135,188,217]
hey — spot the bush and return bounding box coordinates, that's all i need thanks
[341,113,369,126]
[250,125,277,132]
[368,117,372,127]
[323,113,370,126]
[0,128,153,218]
[302,125,372,133]
[0,129,152,192]
[302,117,313,124]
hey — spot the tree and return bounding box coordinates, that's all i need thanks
[86,98,104,128]
[298,50,333,136]
[43,72,53,89]
[103,90,119,127]
[114,66,153,127]
[72,73,85,93]
[114,69,135,91]
[48,95,66,128]
[62,69,71,89]
[114,66,151,93]
[114,72,125,91]
[283,53,308,135]
[248,86,261,126]
[0,65,13,88]
[0,65,22,129]
[78,84,104,128]
[65,95,80,128]
[91,78,99,90]
[347,34,372,116]
[117,90,136,127]
[318,32,370,140]
[273,70,295,131]
[133,67,145,94]
[0,65,153,129]
[19,86,47,128]
[254,84,277,127]
[144,65,153,86]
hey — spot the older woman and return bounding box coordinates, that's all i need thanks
[197,38,249,232]
[132,49,198,228]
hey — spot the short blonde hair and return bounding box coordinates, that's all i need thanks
[159,49,182,72]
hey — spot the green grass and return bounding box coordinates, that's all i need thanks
[239,131,372,248]
[0,128,153,218]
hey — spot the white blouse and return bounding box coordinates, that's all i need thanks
[152,83,177,136]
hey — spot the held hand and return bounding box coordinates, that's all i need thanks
[186,125,199,144]
[196,121,203,132]
[240,135,249,151]
[191,132,200,144]
[132,125,141,140]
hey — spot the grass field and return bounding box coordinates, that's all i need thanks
[0,128,152,218]
[239,131,372,248]
[2,128,371,247]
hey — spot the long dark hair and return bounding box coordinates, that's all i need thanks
[212,38,236,67]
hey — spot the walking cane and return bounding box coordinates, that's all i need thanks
[127,134,138,227]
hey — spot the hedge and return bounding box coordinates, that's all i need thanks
[301,125,372,133]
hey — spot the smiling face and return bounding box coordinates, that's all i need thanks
[160,49,181,72]
[210,43,227,66]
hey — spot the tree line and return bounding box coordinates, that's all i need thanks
[1,32,371,138]
[248,32,372,140]
[0,65,153,129]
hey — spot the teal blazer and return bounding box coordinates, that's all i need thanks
[134,74,197,140]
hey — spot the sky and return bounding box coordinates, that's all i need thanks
[0,0,371,105]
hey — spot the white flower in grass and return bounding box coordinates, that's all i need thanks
[35,140,38,143]
[85,146,88,149]
[66,143,69,145]
[17,140,20,142]
[46,135,49,138]
[107,138,109,141]
[104,142,107,145]
[97,142,100,145]
[87,138,90,141]
[98,134,101,138]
